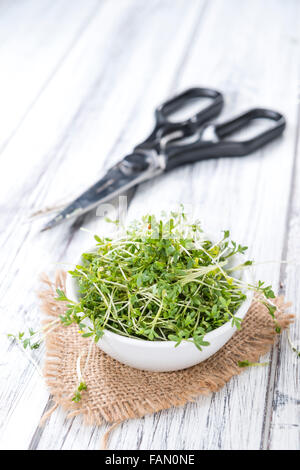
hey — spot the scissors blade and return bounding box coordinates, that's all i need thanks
[41,151,163,231]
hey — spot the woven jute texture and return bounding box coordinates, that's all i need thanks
[40,271,293,427]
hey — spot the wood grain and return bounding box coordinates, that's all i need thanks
[0,0,299,450]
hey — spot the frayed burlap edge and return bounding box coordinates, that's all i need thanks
[39,270,294,429]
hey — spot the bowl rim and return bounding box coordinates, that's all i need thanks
[66,239,254,348]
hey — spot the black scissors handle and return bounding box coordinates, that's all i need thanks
[136,87,224,151]
[165,108,286,171]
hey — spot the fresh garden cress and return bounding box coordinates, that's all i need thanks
[59,209,278,350]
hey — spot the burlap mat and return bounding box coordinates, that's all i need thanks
[39,271,293,431]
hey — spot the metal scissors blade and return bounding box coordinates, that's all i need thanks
[41,151,163,231]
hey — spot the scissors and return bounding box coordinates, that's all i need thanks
[41,87,286,231]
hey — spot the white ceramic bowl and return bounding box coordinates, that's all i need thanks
[66,242,253,372]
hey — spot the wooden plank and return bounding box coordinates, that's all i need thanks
[267,102,300,450]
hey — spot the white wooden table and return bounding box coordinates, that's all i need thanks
[0,0,299,450]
